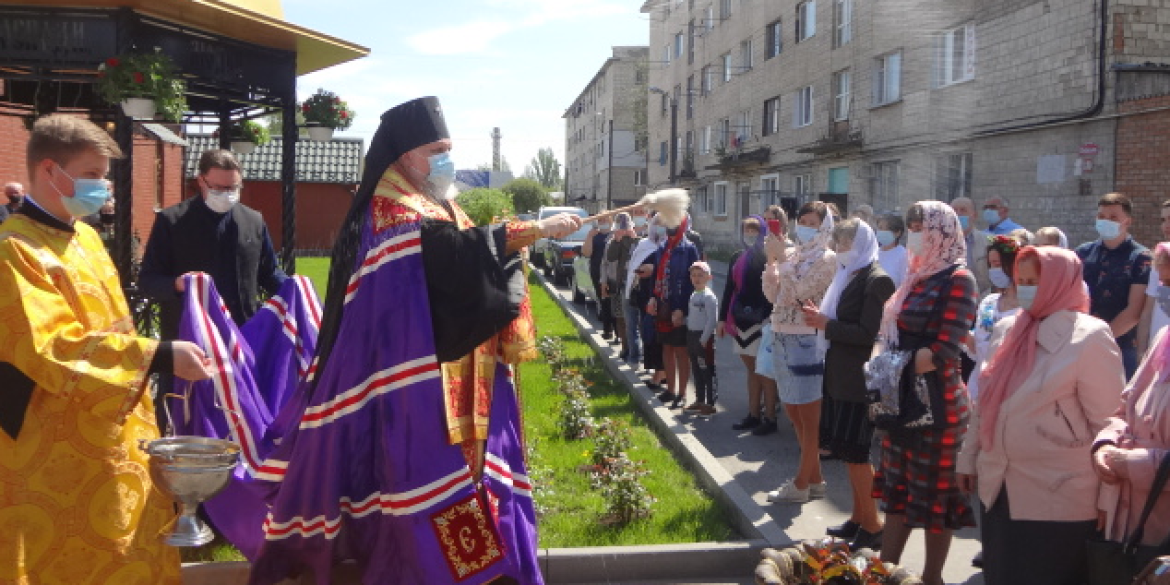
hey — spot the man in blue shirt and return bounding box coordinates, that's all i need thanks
[1076,192,1151,379]
[982,196,1024,235]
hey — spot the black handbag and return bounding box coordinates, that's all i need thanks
[1086,453,1170,585]
[867,266,959,432]
[731,304,767,329]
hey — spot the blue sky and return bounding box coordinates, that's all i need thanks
[283,0,649,178]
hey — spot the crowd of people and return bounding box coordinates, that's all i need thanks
[580,191,1169,585]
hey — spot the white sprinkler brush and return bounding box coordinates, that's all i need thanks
[583,188,690,228]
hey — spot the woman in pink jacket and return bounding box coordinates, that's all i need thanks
[1095,243,1170,551]
[958,246,1125,585]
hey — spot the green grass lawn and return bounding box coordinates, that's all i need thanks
[521,270,734,547]
[182,260,732,560]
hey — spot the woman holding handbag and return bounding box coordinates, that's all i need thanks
[871,201,978,585]
[720,214,778,434]
[1094,243,1170,578]
[956,246,1124,585]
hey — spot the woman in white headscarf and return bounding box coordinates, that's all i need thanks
[629,213,668,388]
[799,218,896,551]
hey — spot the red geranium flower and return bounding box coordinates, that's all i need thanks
[106,57,120,67]
[340,111,348,118]
[133,72,145,84]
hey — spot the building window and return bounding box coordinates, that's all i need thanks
[714,182,729,216]
[794,174,811,198]
[633,169,643,185]
[796,1,816,42]
[720,0,732,21]
[873,51,902,106]
[688,20,696,64]
[735,109,752,146]
[659,92,669,115]
[706,6,715,31]
[835,0,851,47]
[664,44,671,64]
[766,20,783,59]
[794,86,814,128]
[701,65,713,95]
[722,52,733,83]
[675,32,685,62]
[871,161,899,210]
[763,96,781,136]
[659,141,668,166]
[740,38,753,71]
[718,117,732,151]
[936,152,973,200]
[833,69,851,121]
[700,126,711,154]
[760,174,780,211]
[935,24,976,87]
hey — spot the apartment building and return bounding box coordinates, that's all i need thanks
[563,46,651,214]
[641,0,1170,250]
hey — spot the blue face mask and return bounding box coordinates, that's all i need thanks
[876,230,896,248]
[1017,285,1039,311]
[983,208,1001,226]
[652,225,668,240]
[958,215,970,230]
[1096,218,1122,241]
[426,152,456,196]
[51,165,110,218]
[795,225,818,244]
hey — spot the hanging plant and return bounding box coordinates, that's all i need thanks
[230,120,272,145]
[300,88,355,130]
[96,49,187,122]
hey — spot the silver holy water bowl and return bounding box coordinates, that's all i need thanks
[140,436,240,547]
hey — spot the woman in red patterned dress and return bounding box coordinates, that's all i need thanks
[872,200,979,585]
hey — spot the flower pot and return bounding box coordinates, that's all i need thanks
[230,141,257,155]
[305,125,334,142]
[121,97,157,120]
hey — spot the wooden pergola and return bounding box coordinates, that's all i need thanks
[0,0,368,282]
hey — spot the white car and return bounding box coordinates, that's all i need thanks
[531,206,588,268]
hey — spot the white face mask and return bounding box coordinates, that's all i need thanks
[989,267,1012,289]
[906,231,924,256]
[836,250,856,269]
[205,189,240,213]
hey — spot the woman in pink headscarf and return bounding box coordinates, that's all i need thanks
[957,246,1124,585]
[1095,243,1170,566]
[872,201,978,585]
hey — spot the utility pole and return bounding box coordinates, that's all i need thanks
[668,99,678,185]
[491,127,502,172]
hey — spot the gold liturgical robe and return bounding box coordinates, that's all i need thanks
[0,213,179,584]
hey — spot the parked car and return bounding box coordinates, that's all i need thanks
[542,221,592,286]
[571,254,596,305]
[532,206,587,268]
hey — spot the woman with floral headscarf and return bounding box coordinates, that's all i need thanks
[872,201,978,585]
[957,247,1122,585]
[762,201,836,502]
[720,213,778,434]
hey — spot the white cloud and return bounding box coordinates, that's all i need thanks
[405,0,629,56]
[405,20,516,55]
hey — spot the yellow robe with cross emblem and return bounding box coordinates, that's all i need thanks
[0,214,180,584]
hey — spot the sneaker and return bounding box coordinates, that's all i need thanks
[732,415,761,431]
[684,402,704,411]
[809,481,827,499]
[751,418,779,436]
[766,480,810,503]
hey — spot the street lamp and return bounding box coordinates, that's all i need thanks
[649,86,677,186]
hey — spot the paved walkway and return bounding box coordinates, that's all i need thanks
[547,260,984,585]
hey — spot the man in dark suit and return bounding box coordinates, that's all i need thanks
[139,149,287,428]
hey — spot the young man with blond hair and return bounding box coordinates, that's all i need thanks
[0,115,213,582]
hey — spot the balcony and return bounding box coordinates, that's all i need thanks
[797,122,863,155]
[706,145,772,171]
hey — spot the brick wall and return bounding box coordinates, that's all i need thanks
[236,181,354,253]
[1116,94,1170,248]
[0,114,31,188]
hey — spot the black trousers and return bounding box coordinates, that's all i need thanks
[687,331,716,404]
[981,486,1096,585]
[590,272,614,332]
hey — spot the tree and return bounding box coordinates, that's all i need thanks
[524,147,562,190]
[502,178,551,214]
[455,188,514,226]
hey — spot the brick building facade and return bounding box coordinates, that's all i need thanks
[640,0,1170,252]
